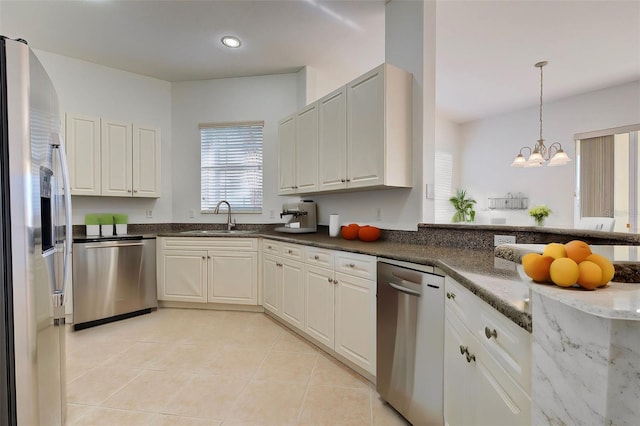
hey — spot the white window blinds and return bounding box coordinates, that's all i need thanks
[200,122,263,213]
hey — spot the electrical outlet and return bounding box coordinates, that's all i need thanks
[376,208,382,221]
[188,209,195,218]
[494,234,516,246]
[146,209,153,218]
[269,209,275,219]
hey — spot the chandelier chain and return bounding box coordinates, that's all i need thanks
[539,63,544,143]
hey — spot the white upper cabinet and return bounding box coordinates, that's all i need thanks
[278,63,412,196]
[278,114,296,195]
[318,86,348,191]
[347,63,412,189]
[295,103,319,193]
[101,119,133,197]
[133,125,161,198]
[277,104,319,195]
[65,113,161,198]
[66,113,101,196]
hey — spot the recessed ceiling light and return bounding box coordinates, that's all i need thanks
[221,36,241,48]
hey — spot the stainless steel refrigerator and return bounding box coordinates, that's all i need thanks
[0,36,72,425]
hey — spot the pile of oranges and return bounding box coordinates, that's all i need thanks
[522,240,615,290]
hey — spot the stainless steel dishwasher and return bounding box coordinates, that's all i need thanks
[377,258,445,426]
[72,236,157,329]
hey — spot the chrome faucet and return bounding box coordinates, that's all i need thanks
[213,200,235,230]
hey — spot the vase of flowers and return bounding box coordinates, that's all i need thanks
[529,205,551,226]
[449,189,477,223]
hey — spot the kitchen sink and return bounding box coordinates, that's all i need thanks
[179,229,257,235]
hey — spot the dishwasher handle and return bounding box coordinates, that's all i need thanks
[387,280,422,296]
[84,242,145,249]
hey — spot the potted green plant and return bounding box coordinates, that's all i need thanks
[529,205,551,226]
[449,189,477,223]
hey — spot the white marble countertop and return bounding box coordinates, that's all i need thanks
[501,243,640,321]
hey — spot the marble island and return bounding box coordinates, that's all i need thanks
[495,243,640,425]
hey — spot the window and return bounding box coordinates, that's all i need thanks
[200,121,263,213]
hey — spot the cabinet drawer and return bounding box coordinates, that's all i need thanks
[474,296,532,392]
[305,246,334,268]
[161,237,257,251]
[262,239,282,256]
[334,251,376,280]
[445,277,531,392]
[444,276,478,327]
[281,243,304,261]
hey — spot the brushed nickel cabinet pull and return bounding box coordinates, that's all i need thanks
[485,326,498,339]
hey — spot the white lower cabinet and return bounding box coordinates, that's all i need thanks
[444,277,531,426]
[157,237,258,305]
[334,271,376,373]
[304,265,335,348]
[261,242,305,331]
[207,251,258,305]
[261,240,376,376]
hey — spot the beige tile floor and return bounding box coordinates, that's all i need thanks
[65,308,410,426]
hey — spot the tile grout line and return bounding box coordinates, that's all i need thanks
[295,353,319,425]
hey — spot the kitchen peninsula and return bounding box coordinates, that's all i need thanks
[128,222,640,425]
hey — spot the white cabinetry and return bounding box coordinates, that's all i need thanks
[318,86,347,191]
[65,113,101,196]
[277,104,319,195]
[65,113,160,198]
[277,114,296,195]
[261,241,305,330]
[279,63,412,195]
[295,103,319,193]
[347,63,412,189]
[157,237,258,305]
[444,277,531,426]
[262,241,376,375]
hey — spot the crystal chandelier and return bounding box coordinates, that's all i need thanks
[511,61,572,167]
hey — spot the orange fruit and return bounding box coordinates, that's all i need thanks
[576,260,602,290]
[565,240,592,263]
[549,257,579,287]
[358,225,381,242]
[522,253,554,282]
[543,243,567,259]
[341,224,359,240]
[584,253,615,286]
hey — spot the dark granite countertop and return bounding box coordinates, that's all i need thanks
[157,229,533,331]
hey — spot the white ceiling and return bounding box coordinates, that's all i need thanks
[1,0,639,123]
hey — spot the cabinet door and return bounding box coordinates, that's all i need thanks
[133,124,161,198]
[208,251,258,305]
[281,259,305,330]
[474,344,531,426]
[347,66,385,188]
[444,312,474,426]
[278,114,296,195]
[318,87,347,191]
[334,272,376,374]
[101,118,133,197]
[158,250,207,303]
[65,113,101,195]
[262,254,281,315]
[295,103,319,193]
[304,265,335,348]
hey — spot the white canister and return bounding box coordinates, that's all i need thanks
[116,224,128,235]
[86,224,100,236]
[101,224,114,237]
[329,214,340,237]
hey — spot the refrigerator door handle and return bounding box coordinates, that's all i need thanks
[52,132,72,307]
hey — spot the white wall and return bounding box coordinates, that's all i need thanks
[435,113,462,222]
[171,73,298,224]
[459,80,640,228]
[33,50,173,225]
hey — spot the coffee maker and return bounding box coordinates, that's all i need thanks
[275,201,317,233]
